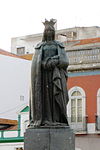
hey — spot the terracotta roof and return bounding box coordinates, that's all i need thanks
[0,118,17,125]
[20,53,33,60]
[64,37,100,46]
[0,48,26,59]
[75,37,100,46]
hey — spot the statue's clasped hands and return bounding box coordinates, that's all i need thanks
[42,56,59,69]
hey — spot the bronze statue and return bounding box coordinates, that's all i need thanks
[29,19,69,127]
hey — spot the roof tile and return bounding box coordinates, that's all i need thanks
[0,49,25,59]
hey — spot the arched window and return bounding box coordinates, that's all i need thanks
[71,90,82,123]
[67,86,86,131]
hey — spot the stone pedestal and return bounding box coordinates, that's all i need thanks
[24,126,75,150]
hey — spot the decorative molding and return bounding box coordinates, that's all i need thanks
[68,86,86,121]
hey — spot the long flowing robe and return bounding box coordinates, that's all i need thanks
[29,40,69,126]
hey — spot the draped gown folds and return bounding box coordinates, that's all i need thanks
[29,40,69,127]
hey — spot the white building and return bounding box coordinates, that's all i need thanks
[0,105,29,150]
[11,26,100,55]
[0,49,31,120]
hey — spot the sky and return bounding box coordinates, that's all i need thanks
[0,0,100,51]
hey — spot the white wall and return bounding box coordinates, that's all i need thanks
[0,143,23,150]
[11,35,42,54]
[20,112,29,137]
[0,54,31,120]
[4,131,18,138]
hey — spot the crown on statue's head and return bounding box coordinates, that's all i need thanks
[43,18,56,30]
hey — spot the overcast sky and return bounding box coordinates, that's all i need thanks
[0,0,100,51]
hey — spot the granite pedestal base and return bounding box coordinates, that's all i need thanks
[24,126,75,150]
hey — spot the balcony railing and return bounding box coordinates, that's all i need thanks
[66,48,100,65]
[0,129,24,143]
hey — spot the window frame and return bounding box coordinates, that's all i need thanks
[67,86,86,126]
[16,46,25,55]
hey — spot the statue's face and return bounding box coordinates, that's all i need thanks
[45,28,54,40]
[46,29,53,35]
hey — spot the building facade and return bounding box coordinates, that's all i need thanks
[1,26,100,149]
[0,106,28,150]
[0,49,31,120]
[11,26,100,55]
[68,72,100,150]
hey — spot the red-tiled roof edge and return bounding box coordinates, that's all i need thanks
[64,37,100,46]
[0,48,26,60]
[0,118,18,125]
